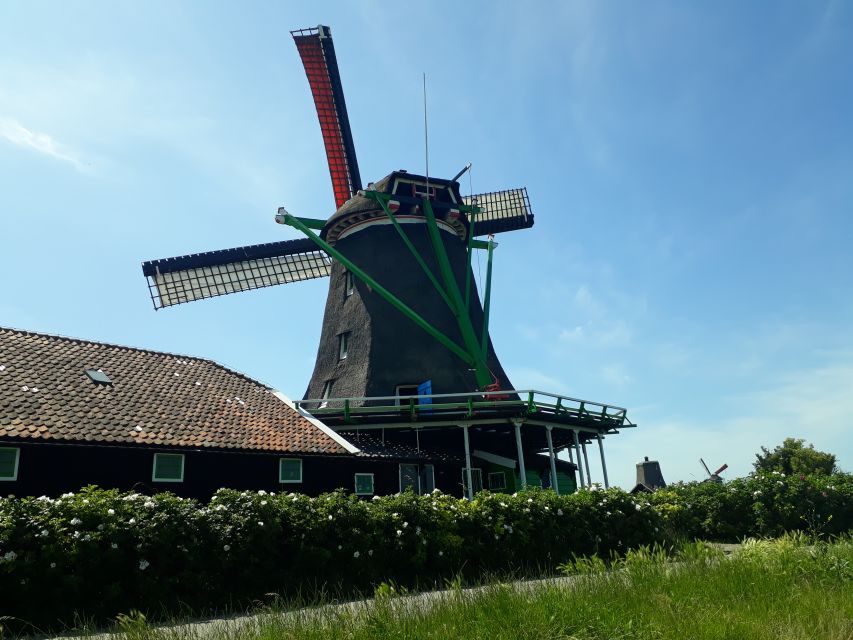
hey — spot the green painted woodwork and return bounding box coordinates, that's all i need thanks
[0,448,19,479]
[292,217,326,230]
[278,458,302,483]
[283,214,474,365]
[374,196,455,311]
[421,198,493,389]
[480,238,495,362]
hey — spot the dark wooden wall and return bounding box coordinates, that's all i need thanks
[0,441,465,500]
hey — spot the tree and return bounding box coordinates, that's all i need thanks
[753,438,837,476]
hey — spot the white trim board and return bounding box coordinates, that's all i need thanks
[472,449,516,469]
[271,390,361,454]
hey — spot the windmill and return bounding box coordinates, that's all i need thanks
[141,25,534,403]
[700,458,728,483]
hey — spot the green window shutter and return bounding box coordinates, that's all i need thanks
[0,448,19,480]
[279,458,302,483]
[153,453,184,482]
[354,473,374,495]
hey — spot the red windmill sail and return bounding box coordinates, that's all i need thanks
[292,25,362,209]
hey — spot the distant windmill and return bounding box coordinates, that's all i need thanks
[700,458,728,483]
[141,25,534,402]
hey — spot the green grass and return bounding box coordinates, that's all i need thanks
[61,536,853,640]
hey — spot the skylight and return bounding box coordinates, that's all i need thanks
[85,369,113,385]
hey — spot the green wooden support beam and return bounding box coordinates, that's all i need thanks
[479,237,495,362]
[291,217,326,230]
[421,198,493,389]
[374,197,456,312]
[283,214,474,366]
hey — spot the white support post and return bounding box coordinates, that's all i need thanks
[513,420,527,489]
[567,445,574,464]
[597,432,610,489]
[582,441,592,487]
[462,424,474,500]
[546,425,559,495]
[572,429,586,488]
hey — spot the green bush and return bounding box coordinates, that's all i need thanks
[0,473,850,632]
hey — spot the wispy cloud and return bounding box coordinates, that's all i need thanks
[0,117,88,172]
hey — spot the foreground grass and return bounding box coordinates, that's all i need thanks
[70,536,853,640]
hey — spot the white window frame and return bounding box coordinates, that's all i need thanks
[395,384,420,406]
[152,453,185,483]
[318,379,334,409]
[345,270,354,297]
[279,458,303,483]
[354,472,375,496]
[488,471,507,490]
[399,463,420,494]
[0,447,20,481]
[338,332,350,360]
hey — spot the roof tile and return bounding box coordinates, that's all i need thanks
[0,328,348,455]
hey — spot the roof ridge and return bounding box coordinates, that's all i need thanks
[0,325,273,391]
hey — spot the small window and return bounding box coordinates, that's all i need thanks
[345,271,354,297]
[338,332,350,360]
[279,458,302,483]
[0,448,20,481]
[318,379,334,409]
[488,471,507,490]
[354,473,374,495]
[395,384,419,405]
[85,369,113,385]
[152,453,184,482]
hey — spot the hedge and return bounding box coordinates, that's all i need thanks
[0,472,850,632]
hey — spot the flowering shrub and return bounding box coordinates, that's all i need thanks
[0,474,849,631]
[0,485,663,630]
[647,471,853,541]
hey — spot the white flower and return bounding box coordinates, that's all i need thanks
[82,499,89,504]
[557,509,563,516]
[39,529,48,537]
[403,521,408,528]
[260,500,268,506]
[257,521,264,527]
[223,544,231,552]
[353,551,360,558]
[258,490,267,496]
[139,559,149,571]
[70,518,82,526]
[328,515,333,521]
[368,550,374,556]
[107,509,115,515]
[753,490,762,497]
[372,495,380,501]
[144,500,156,508]
[61,492,74,498]
[438,551,444,557]
[396,529,403,536]
[129,518,137,525]
[111,543,118,549]
[494,534,500,540]
[527,498,533,504]
[3,551,17,562]
[392,512,399,518]
[500,502,507,508]
[50,562,56,568]
[634,503,642,511]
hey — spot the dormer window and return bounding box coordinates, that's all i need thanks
[338,332,350,360]
[345,271,354,297]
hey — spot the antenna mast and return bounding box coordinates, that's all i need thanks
[423,72,429,193]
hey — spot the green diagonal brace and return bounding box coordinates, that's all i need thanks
[283,214,474,366]
[480,236,495,361]
[374,197,456,312]
[421,198,493,389]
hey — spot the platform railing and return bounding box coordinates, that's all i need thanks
[293,389,633,427]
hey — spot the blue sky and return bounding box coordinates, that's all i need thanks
[1,1,851,489]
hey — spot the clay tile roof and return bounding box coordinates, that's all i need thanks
[0,327,352,455]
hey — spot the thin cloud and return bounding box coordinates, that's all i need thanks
[0,117,88,172]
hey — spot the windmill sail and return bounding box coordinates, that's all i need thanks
[142,238,330,309]
[292,25,362,209]
[463,188,534,236]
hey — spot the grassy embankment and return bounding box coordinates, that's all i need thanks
[97,534,853,640]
